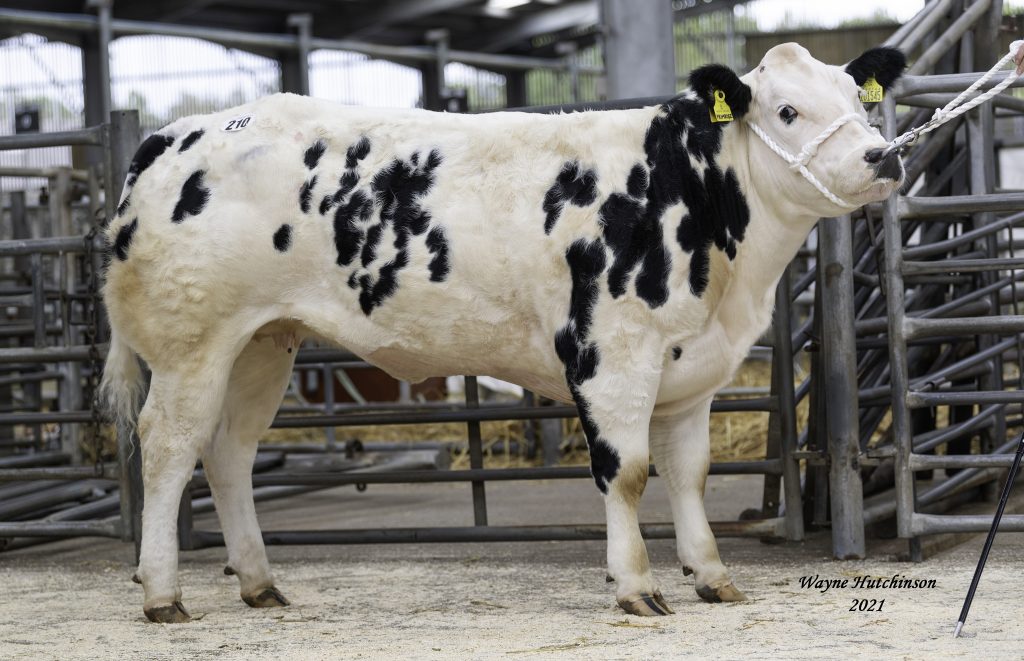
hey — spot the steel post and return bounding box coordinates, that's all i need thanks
[881,95,916,540]
[599,0,675,99]
[285,13,312,96]
[820,216,865,558]
[773,266,803,541]
[107,110,141,221]
[85,0,113,121]
[464,375,488,526]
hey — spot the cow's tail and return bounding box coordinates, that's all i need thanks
[100,328,145,436]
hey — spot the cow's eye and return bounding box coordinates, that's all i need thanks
[778,105,798,124]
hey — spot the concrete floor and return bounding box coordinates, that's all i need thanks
[2,475,1023,659]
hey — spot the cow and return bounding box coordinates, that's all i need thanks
[101,42,905,623]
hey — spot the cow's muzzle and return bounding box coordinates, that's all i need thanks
[864,148,903,181]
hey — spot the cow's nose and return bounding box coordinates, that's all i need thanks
[864,147,902,180]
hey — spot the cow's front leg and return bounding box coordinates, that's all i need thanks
[572,373,672,616]
[650,400,746,603]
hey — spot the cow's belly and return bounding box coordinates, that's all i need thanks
[366,343,573,403]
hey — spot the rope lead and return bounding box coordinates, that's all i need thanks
[885,39,1024,156]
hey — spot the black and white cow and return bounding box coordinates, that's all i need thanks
[102,43,905,623]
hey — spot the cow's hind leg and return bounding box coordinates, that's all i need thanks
[203,333,297,608]
[650,400,746,603]
[136,358,233,623]
[572,370,671,617]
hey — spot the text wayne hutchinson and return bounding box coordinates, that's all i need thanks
[798,574,938,594]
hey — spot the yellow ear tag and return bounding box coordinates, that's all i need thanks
[709,89,734,123]
[859,76,884,103]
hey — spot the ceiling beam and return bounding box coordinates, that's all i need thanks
[346,0,484,38]
[674,0,748,20]
[473,1,598,53]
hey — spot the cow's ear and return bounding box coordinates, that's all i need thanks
[845,47,906,90]
[689,64,751,119]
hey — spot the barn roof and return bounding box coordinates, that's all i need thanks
[0,0,747,57]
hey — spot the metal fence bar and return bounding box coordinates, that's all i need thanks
[0,7,593,74]
[0,126,105,151]
[183,461,784,489]
[912,513,1024,535]
[899,193,1024,218]
[0,520,121,538]
[188,517,787,548]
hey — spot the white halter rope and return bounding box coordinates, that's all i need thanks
[885,39,1024,155]
[747,113,867,208]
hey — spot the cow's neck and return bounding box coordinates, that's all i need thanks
[711,122,820,330]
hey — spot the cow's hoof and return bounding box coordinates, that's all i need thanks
[696,582,747,603]
[223,565,236,576]
[131,573,142,584]
[605,574,615,583]
[682,565,694,576]
[243,586,290,608]
[144,601,191,624]
[617,591,674,616]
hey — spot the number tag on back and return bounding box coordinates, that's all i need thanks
[222,115,252,132]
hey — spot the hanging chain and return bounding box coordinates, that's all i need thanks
[82,225,105,477]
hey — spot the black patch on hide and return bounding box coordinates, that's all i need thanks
[542,161,598,234]
[358,247,409,315]
[539,82,750,306]
[323,139,447,315]
[346,136,371,169]
[304,139,327,169]
[426,226,450,282]
[333,190,373,267]
[642,94,751,298]
[126,133,175,186]
[116,194,131,217]
[577,396,621,494]
[354,149,442,313]
[299,175,317,214]
[597,162,671,308]
[672,346,682,360]
[844,47,906,90]
[552,238,620,493]
[320,138,370,216]
[171,170,210,223]
[112,218,139,261]
[178,130,204,153]
[273,224,292,252]
[554,238,605,386]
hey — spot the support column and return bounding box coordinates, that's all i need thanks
[419,63,443,110]
[599,0,676,99]
[82,0,112,168]
[504,69,528,108]
[819,215,865,559]
[281,13,312,95]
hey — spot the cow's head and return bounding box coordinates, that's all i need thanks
[693,43,906,217]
